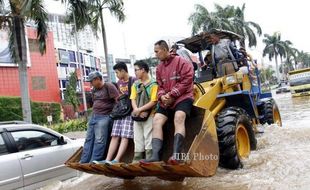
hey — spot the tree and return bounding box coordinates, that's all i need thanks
[63,0,91,115]
[262,32,287,82]
[283,41,298,71]
[68,0,125,82]
[188,4,233,35]
[188,3,262,47]
[0,0,48,123]
[231,3,262,47]
[260,65,276,84]
[143,57,158,67]
[297,51,310,69]
[64,71,80,113]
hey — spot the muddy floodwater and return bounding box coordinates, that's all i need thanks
[42,92,310,190]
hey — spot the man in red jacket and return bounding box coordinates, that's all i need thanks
[141,40,194,165]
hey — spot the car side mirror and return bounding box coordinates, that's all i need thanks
[58,136,67,145]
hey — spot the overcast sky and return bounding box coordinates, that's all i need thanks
[46,0,310,64]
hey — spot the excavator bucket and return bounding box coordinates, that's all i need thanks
[65,106,219,181]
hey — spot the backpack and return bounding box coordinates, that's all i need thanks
[131,80,156,122]
[109,77,134,119]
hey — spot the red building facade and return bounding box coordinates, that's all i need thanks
[0,27,61,103]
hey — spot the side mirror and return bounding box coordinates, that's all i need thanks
[58,136,67,145]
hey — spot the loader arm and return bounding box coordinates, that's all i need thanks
[194,78,226,117]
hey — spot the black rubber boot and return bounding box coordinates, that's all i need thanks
[168,133,185,165]
[139,138,162,164]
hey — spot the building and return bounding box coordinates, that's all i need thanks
[55,47,102,99]
[47,13,105,100]
[1,13,137,108]
[0,27,61,103]
[47,14,96,53]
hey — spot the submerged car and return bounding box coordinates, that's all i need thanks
[0,121,84,190]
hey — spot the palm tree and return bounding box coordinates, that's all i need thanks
[188,3,262,47]
[212,3,262,47]
[262,32,287,82]
[188,4,233,35]
[232,3,262,47]
[62,0,93,115]
[297,51,310,68]
[284,56,297,71]
[0,0,49,123]
[68,0,125,81]
[64,0,92,31]
[213,3,235,19]
[283,41,299,71]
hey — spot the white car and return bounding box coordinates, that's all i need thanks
[0,121,84,190]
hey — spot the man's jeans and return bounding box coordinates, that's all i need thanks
[80,114,113,163]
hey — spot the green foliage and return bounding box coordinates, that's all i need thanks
[0,96,23,120]
[48,119,87,134]
[87,108,93,116]
[0,97,61,124]
[31,101,61,124]
[188,3,262,47]
[64,71,80,112]
[143,57,159,67]
[66,0,125,36]
[260,66,277,85]
[262,32,298,81]
[1,0,49,56]
[262,32,286,61]
[297,51,310,68]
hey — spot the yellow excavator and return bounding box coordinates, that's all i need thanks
[65,29,282,181]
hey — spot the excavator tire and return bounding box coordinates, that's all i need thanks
[216,107,256,169]
[260,98,282,126]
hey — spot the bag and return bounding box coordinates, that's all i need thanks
[109,77,133,119]
[131,81,155,122]
[109,94,132,119]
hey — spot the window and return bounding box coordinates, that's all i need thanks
[90,56,96,68]
[59,49,69,64]
[59,63,68,67]
[61,80,68,89]
[85,68,90,76]
[11,130,59,151]
[70,63,76,68]
[0,134,8,155]
[79,53,83,63]
[69,50,76,62]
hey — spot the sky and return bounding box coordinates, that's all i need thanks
[45,0,310,66]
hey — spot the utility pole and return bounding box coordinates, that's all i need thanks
[73,12,87,116]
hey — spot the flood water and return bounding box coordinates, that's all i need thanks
[43,92,310,190]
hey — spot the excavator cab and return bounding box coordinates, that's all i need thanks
[65,29,282,181]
